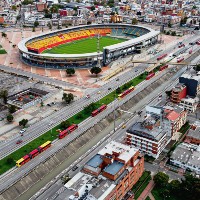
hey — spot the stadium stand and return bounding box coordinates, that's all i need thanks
[26,28,112,53]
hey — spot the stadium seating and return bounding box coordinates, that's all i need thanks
[26,28,112,53]
[26,26,149,54]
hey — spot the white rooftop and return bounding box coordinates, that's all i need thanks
[98,141,138,163]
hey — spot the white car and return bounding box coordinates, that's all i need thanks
[19,128,26,134]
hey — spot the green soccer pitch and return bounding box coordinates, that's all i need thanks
[42,37,127,54]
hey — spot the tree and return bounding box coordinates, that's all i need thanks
[132,18,138,25]
[168,22,172,28]
[116,87,121,94]
[154,172,169,187]
[8,105,17,114]
[66,68,75,76]
[91,6,96,11]
[171,31,176,36]
[34,21,39,27]
[76,113,83,119]
[7,114,14,122]
[90,67,102,76]
[32,27,35,32]
[6,157,15,165]
[169,180,181,194]
[19,119,28,127]
[165,90,171,98]
[11,5,17,11]
[84,102,96,113]
[22,0,33,5]
[178,174,200,200]
[194,64,200,72]
[60,120,70,129]
[0,90,8,104]
[62,93,74,104]
[1,32,7,38]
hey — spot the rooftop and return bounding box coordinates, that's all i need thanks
[127,121,166,141]
[172,83,186,92]
[171,143,200,169]
[98,141,138,163]
[86,154,103,168]
[165,110,180,121]
[103,160,124,175]
[187,125,200,140]
[61,172,115,200]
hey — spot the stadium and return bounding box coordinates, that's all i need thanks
[18,24,160,69]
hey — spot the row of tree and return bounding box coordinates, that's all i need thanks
[66,67,102,77]
[154,172,200,200]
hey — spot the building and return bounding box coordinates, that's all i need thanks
[180,97,199,113]
[125,105,188,158]
[126,112,170,159]
[170,143,200,174]
[179,73,200,97]
[163,105,187,136]
[185,121,200,145]
[170,83,187,104]
[58,141,144,200]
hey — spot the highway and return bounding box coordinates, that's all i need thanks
[0,44,199,197]
[30,66,186,200]
[0,35,199,161]
[0,66,174,193]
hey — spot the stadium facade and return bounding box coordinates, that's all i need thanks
[18,24,160,69]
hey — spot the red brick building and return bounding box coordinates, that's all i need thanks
[170,83,187,103]
[63,141,144,200]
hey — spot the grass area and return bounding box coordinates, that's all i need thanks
[152,187,179,200]
[43,37,127,54]
[0,71,146,175]
[132,171,151,199]
[0,49,7,54]
[179,122,190,134]
[145,197,151,200]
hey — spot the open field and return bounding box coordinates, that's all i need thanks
[43,37,127,54]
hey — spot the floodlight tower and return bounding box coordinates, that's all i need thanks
[96,32,101,68]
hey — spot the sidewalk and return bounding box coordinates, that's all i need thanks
[137,180,155,200]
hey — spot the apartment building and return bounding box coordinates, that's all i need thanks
[59,141,144,200]
[125,105,187,158]
[170,83,187,104]
[180,97,199,113]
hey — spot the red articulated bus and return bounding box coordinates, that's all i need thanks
[16,141,52,167]
[146,72,155,80]
[159,65,168,71]
[29,149,40,159]
[118,86,135,99]
[91,104,107,117]
[177,57,184,63]
[157,54,167,61]
[58,124,78,139]
[38,141,52,152]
